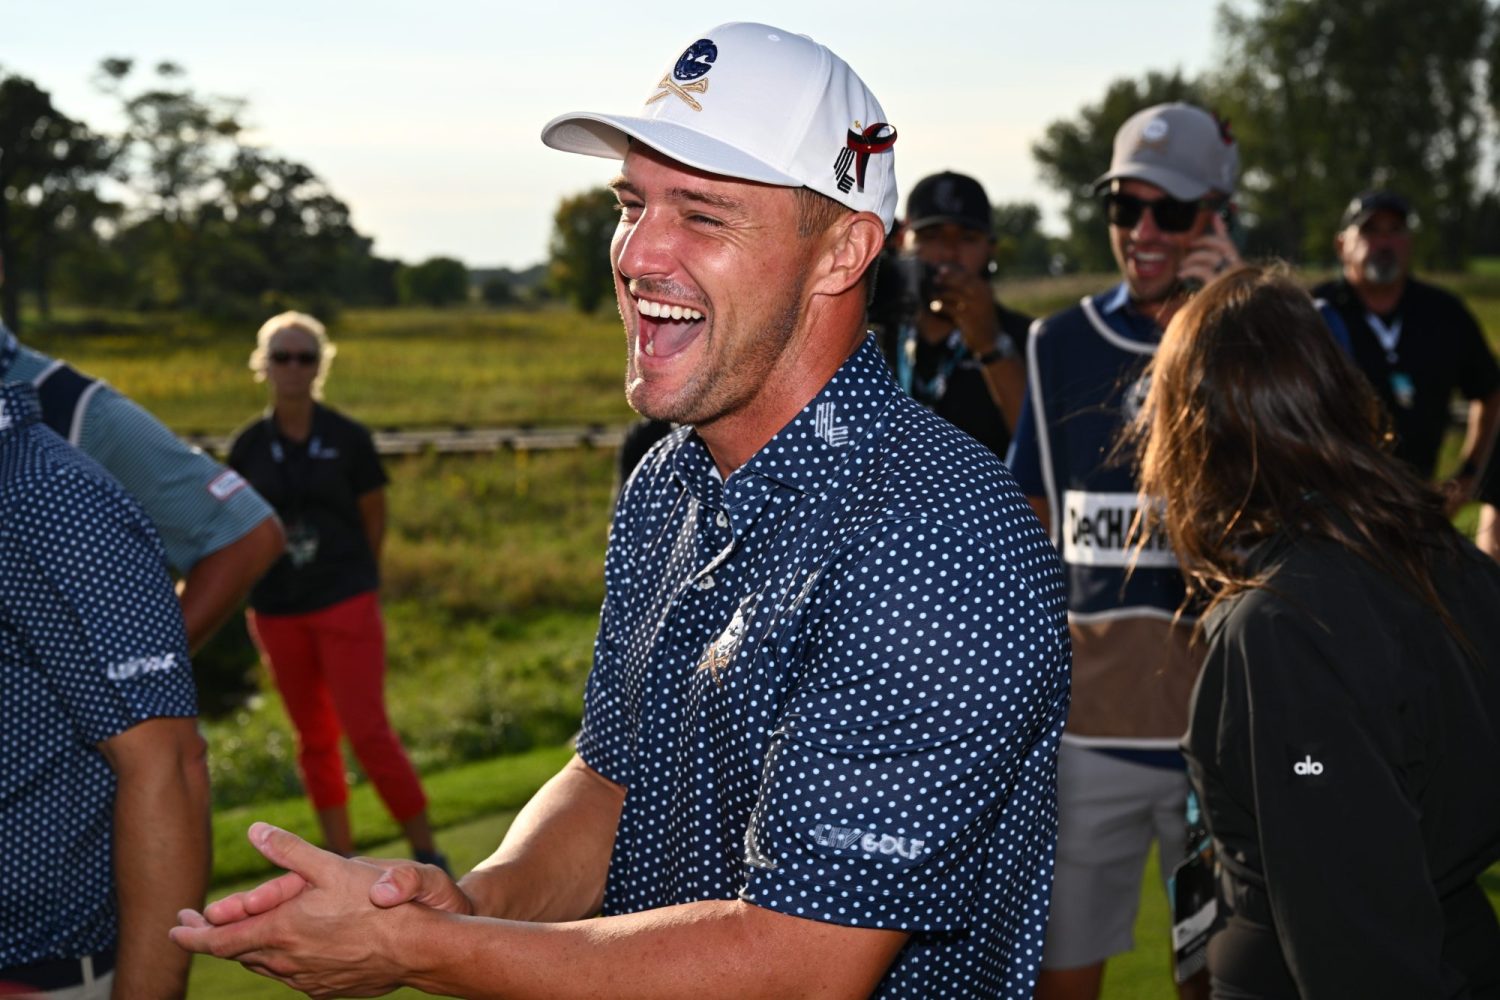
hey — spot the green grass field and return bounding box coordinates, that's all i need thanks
[19,276,1500,998]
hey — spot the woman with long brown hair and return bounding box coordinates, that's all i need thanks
[1130,265,1500,998]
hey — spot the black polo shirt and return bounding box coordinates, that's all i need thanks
[228,404,387,615]
[1313,276,1500,477]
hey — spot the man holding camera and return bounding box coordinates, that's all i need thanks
[1007,102,1241,1000]
[873,171,1031,460]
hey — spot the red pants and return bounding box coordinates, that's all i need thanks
[247,591,427,820]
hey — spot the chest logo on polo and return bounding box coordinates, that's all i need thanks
[697,602,748,684]
[648,38,716,111]
[811,823,926,861]
[814,402,848,447]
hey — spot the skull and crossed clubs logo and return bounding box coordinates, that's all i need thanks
[648,38,717,111]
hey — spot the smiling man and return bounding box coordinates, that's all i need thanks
[1006,103,1240,1000]
[173,21,1069,1000]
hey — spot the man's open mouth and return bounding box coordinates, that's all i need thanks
[636,296,707,358]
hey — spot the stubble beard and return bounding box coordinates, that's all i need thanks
[626,293,803,430]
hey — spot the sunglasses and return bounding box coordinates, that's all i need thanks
[1103,192,1213,233]
[269,350,319,366]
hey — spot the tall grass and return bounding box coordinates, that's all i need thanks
[197,446,614,808]
[27,304,636,433]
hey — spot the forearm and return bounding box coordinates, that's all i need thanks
[976,356,1025,432]
[358,489,386,566]
[1459,391,1500,473]
[459,755,622,921]
[177,516,284,651]
[397,899,901,1000]
[111,730,212,998]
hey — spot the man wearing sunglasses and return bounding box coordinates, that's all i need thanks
[1007,102,1240,1000]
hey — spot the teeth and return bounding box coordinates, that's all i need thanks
[636,297,702,321]
[645,337,655,356]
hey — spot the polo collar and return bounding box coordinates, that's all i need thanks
[0,323,17,377]
[669,336,900,506]
[0,381,42,435]
[1092,282,1164,345]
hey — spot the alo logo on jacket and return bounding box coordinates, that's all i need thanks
[1293,754,1325,776]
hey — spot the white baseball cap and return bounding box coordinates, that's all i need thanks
[541,22,899,232]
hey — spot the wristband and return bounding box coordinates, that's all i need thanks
[976,332,1018,365]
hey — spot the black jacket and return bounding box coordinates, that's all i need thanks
[1186,533,1500,997]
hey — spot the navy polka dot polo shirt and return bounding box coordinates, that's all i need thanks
[0,382,195,968]
[580,337,1070,997]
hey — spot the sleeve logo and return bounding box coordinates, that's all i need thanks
[107,653,178,682]
[207,469,248,501]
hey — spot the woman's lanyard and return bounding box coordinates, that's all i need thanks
[895,322,966,406]
[266,412,322,522]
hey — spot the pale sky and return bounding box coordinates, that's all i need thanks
[3,1,1222,268]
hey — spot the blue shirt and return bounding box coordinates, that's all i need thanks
[0,382,196,967]
[581,337,1070,998]
[0,323,274,575]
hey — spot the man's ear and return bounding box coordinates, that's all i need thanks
[1334,229,1348,261]
[812,212,886,298]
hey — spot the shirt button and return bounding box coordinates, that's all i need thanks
[715,512,729,529]
[697,575,715,590]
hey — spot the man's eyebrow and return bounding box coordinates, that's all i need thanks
[606,176,744,214]
[668,187,744,213]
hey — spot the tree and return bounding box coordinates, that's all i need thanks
[398,256,469,307]
[548,187,618,313]
[0,72,112,332]
[481,274,514,306]
[1215,0,1498,267]
[96,58,245,308]
[1031,71,1205,272]
[991,202,1056,276]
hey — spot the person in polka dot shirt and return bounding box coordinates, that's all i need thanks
[173,23,1070,999]
[0,381,209,999]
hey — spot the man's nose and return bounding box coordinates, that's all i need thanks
[614,211,673,281]
[1130,204,1162,240]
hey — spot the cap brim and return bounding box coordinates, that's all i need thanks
[542,112,803,188]
[1093,163,1216,201]
[907,213,991,235]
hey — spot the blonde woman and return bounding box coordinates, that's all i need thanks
[228,312,443,869]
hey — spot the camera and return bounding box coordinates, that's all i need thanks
[885,253,943,316]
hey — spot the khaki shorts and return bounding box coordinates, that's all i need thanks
[1040,741,1190,970]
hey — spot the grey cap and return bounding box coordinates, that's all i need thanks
[1093,103,1239,200]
